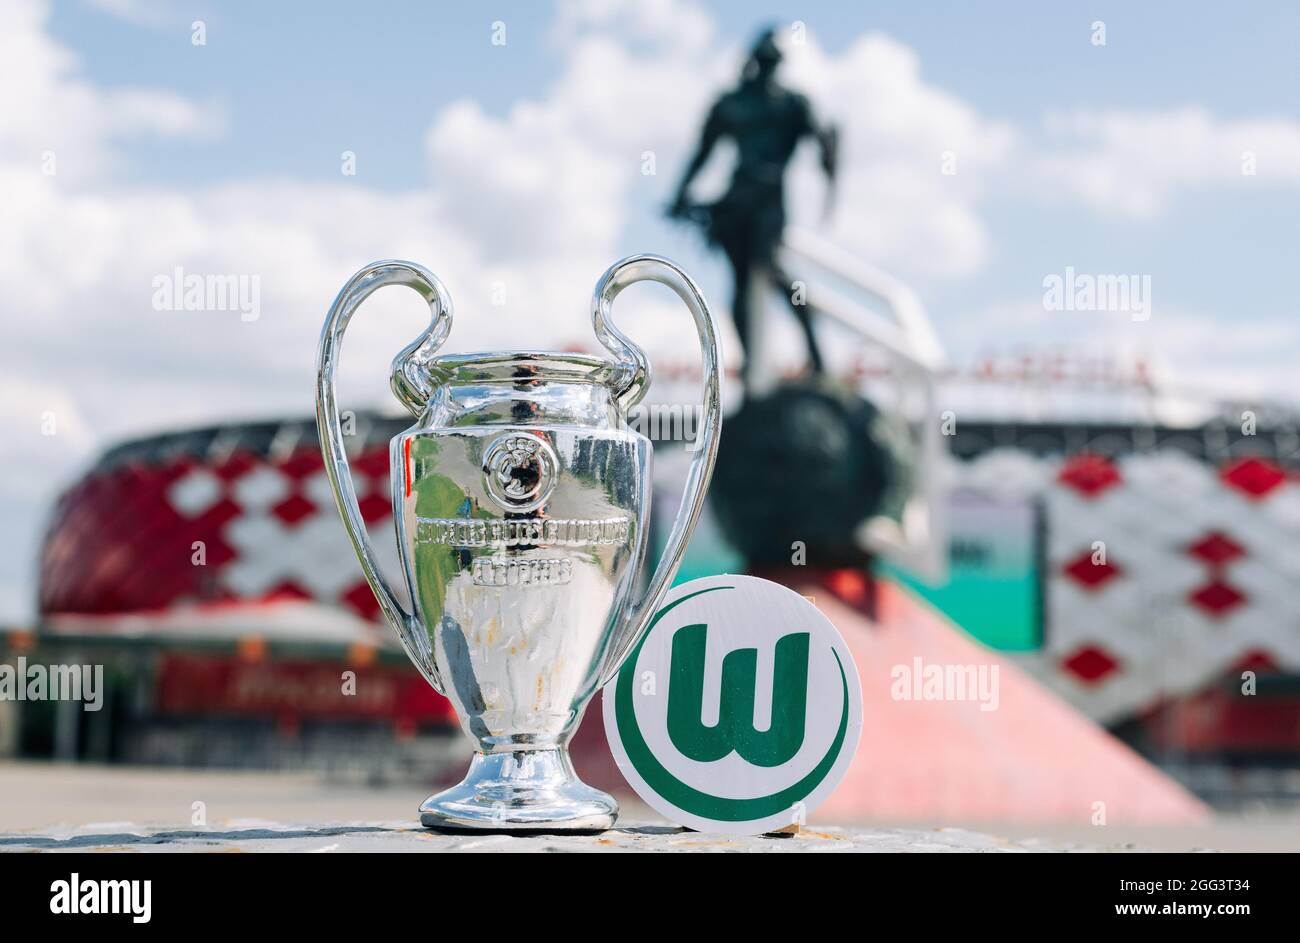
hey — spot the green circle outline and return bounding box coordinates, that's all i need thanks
[613,585,850,822]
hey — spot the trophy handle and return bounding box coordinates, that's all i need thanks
[593,254,723,687]
[316,260,453,695]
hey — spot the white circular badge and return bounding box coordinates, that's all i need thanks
[603,574,862,835]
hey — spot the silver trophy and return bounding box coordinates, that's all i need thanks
[316,255,721,830]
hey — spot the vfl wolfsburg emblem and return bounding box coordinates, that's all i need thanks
[603,574,863,834]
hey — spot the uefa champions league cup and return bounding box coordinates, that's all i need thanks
[316,255,721,830]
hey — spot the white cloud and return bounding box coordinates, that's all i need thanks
[0,374,97,627]
[782,32,1016,278]
[0,0,214,182]
[1033,106,1300,218]
[0,377,96,502]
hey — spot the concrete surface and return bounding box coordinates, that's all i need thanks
[1,821,1107,853]
[0,761,1109,851]
[12,760,1300,852]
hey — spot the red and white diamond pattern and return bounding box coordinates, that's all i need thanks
[180,449,405,621]
[958,449,1300,723]
[41,446,401,626]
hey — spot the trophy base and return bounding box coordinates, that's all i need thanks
[419,748,618,832]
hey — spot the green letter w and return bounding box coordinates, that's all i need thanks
[666,624,809,768]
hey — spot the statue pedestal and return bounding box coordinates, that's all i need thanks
[710,380,910,571]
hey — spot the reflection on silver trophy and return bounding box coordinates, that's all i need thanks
[316,255,721,830]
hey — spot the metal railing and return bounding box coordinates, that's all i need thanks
[779,227,948,581]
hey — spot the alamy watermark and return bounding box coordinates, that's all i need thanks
[152,266,261,322]
[0,658,104,712]
[51,873,151,923]
[1042,266,1150,322]
[890,656,1000,711]
[623,403,705,451]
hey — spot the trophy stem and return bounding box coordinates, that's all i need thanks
[419,748,618,832]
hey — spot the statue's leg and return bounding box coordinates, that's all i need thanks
[769,261,825,375]
[728,252,755,392]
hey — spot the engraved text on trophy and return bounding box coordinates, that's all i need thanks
[415,516,632,587]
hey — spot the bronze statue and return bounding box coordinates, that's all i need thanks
[670,27,838,393]
[669,29,908,572]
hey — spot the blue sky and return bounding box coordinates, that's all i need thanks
[3,0,1300,620]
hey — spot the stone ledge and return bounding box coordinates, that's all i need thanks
[0,821,1112,853]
